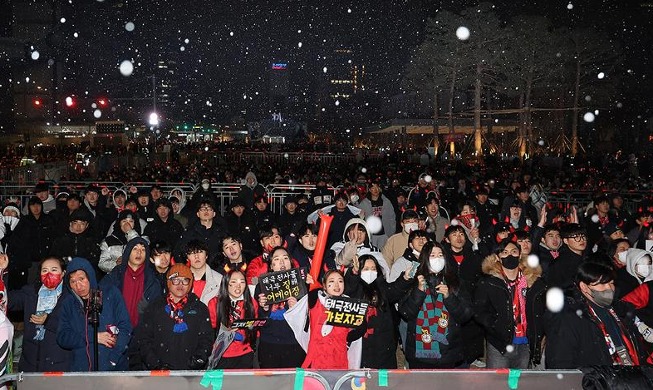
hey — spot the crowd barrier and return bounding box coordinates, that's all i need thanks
[2,180,651,217]
[2,368,584,390]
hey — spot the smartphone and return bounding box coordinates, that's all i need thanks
[408,261,420,279]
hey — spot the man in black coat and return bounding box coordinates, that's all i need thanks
[174,200,228,266]
[144,198,184,248]
[545,261,647,368]
[132,264,213,370]
[546,223,587,290]
[50,208,100,274]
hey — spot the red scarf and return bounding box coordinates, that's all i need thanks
[123,264,145,327]
[505,272,528,341]
[587,304,640,365]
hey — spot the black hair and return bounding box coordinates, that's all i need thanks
[266,246,294,269]
[607,238,630,260]
[576,260,615,286]
[185,239,209,257]
[196,199,216,211]
[321,269,345,289]
[542,223,561,236]
[345,222,370,247]
[151,240,172,255]
[560,223,586,238]
[258,224,281,240]
[494,238,521,256]
[444,224,465,238]
[221,235,242,246]
[408,229,429,242]
[294,221,320,237]
[416,241,460,293]
[216,270,256,346]
[514,229,531,241]
[356,254,388,309]
[39,256,66,272]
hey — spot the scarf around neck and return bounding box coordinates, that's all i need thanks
[34,282,63,341]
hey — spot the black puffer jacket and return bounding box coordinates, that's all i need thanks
[544,289,646,369]
[133,293,213,370]
[474,254,546,363]
[398,273,473,368]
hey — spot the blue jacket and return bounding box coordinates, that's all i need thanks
[9,282,72,372]
[57,257,132,371]
[99,238,163,326]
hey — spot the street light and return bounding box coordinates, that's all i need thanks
[148,112,159,126]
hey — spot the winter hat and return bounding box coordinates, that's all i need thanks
[117,209,137,222]
[167,264,193,288]
[2,203,20,217]
[70,208,92,223]
[604,223,623,237]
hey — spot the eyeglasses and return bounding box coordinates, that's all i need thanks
[567,234,587,242]
[169,278,191,286]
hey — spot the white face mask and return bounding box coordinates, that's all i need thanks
[429,257,446,273]
[350,195,359,203]
[636,264,651,278]
[360,270,378,284]
[201,183,210,190]
[404,222,418,234]
[617,251,628,264]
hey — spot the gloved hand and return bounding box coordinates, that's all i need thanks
[337,240,358,267]
[637,322,653,343]
[188,355,207,370]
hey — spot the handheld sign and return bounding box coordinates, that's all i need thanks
[231,318,268,329]
[207,325,235,369]
[324,296,368,328]
[258,267,308,304]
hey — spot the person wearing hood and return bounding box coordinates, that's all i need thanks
[238,171,266,209]
[328,218,390,278]
[359,181,396,250]
[615,248,653,300]
[545,259,646,369]
[112,189,128,213]
[398,241,474,368]
[82,184,111,238]
[57,257,132,371]
[474,240,546,368]
[133,264,213,370]
[169,196,188,229]
[7,256,72,372]
[169,187,187,215]
[345,253,413,368]
[99,210,148,274]
[99,237,162,329]
[7,196,56,289]
[50,208,101,275]
[277,195,306,239]
[1,202,21,253]
[143,198,184,249]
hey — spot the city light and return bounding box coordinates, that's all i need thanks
[148,112,160,126]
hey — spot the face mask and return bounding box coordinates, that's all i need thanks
[350,195,359,203]
[589,288,614,307]
[501,255,520,270]
[360,270,377,284]
[637,264,651,278]
[404,222,418,234]
[429,257,446,273]
[41,272,63,289]
[617,251,628,264]
[201,183,210,190]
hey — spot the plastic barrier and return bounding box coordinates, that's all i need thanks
[3,369,583,390]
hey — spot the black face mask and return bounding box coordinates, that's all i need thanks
[501,255,520,270]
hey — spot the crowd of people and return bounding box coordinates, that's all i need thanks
[0,158,653,373]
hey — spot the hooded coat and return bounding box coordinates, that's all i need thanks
[57,257,132,371]
[474,254,546,364]
[237,172,267,209]
[328,218,390,277]
[615,248,653,299]
[359,194,397,249]
[99,211,147,273]
[99,237,163,326]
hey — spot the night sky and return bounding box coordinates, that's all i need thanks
[2,0,652,130]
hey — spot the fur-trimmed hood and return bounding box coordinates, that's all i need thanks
[481,253,542,288]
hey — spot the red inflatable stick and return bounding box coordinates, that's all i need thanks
[309,213,334,291]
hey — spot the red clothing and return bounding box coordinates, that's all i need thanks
[302,297,349,369]
[623,283,650,309]
[221,298,259,358]
[193,279,207,299]
[122,264,145,327]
